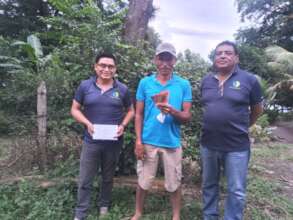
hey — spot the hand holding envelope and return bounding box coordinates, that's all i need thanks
[93,124,118,140]
[151,90,170,123]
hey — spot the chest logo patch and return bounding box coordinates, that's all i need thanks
[231,80,241,90]
[111,91,120,99]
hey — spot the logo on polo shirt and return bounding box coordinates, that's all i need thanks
[111,91,120,99]
[230,80,241,90]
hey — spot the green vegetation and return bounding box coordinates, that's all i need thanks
[1,143,292,219]
[0,179,202,220]
[246,176,293,219]
[246,143,293,219]
[0,0,209,174]
[253,143,291,159]
[0,0,292,167]
[0,1,293,219]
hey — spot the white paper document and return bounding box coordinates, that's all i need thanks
[93,124,118,140]
[156,112,166,123]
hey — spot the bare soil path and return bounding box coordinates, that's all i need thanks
[254,120,293,199]
[272,121,293,143]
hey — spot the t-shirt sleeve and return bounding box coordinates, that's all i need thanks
[250,77,263,105]
[136,79,145,101]
[73,82,85,105]
[183,80,192,102]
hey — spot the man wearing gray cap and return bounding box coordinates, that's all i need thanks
[131,43,192,220]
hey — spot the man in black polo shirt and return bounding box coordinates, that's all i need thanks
[71,53,134,220]
[200,41,263,220]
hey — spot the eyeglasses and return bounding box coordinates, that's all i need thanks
[97,63,116,70]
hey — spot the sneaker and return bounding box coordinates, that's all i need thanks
[99,206,108,216]
[74,218,80,220]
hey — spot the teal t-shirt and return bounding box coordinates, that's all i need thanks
[136,73,192,148]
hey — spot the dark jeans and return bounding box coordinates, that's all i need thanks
[201,146,250,220]
[75,140,122,220]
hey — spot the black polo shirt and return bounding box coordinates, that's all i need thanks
[200,66,263,152]
[74,75,132,143]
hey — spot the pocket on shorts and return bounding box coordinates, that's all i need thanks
[137,160,143,176]
[175,163,182,182]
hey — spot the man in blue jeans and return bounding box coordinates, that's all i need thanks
[71,53,134,220]
[200,41,263,220]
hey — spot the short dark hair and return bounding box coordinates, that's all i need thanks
[95,53,116,64]
[215,41,239,55]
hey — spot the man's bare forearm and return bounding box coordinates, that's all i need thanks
[159,102,192,123]
[135,113,143,143]
[169,108,191,123]
[121,105,135,127]
[71,102,91,127]
[250,103,263,126]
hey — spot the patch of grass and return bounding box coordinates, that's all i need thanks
[0,178,203,220]
[1,142,292,219]
[287,156,293,162]
[250,143,293,177]
[0,137,12,158]
[0,174,291,220]
[245,176,293,220]
[247,143,293,219]
[0,180,76,220]
[46,154,79,179]
[252,143,293,161]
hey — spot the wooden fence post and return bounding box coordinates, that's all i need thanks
[37,81,47,172]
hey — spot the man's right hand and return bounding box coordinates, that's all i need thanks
[87,123,94,136]
[135,141,145,160]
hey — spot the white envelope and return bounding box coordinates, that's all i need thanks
[93,124,118,140]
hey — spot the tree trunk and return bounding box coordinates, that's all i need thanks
[37,81,47,172]
[123,0,154,45]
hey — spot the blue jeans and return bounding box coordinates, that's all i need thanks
[75,141,122,220]
[201,146,250,220]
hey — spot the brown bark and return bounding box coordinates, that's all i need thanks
[123,0,154,45]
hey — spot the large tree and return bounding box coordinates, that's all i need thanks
[236,0,293,52]
[123,0,154,45]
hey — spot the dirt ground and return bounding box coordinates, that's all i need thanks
[114,121,293,201]
[256,121,293,199]
[0,120,292,204]
[271,121,293,144]
[252,145,293,200]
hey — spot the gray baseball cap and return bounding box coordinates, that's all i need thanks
[155,42,176,57]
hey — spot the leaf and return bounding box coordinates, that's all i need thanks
[27,35,43,58]
[7,69,25,75]
[11,41,36,62]
[0,63,23,69]
[39,55,53,66]
[11,41,27,47]
[48,0,80,14]
[116,43,133,49]
[0,55,13,60]
[0,56,21,64]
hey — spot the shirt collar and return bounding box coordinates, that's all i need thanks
[213,64,239,80]
[91,75,118,88]
[151,72,180,83]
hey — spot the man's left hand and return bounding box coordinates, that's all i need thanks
[156,103,173,114]
[116,125,125,137]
